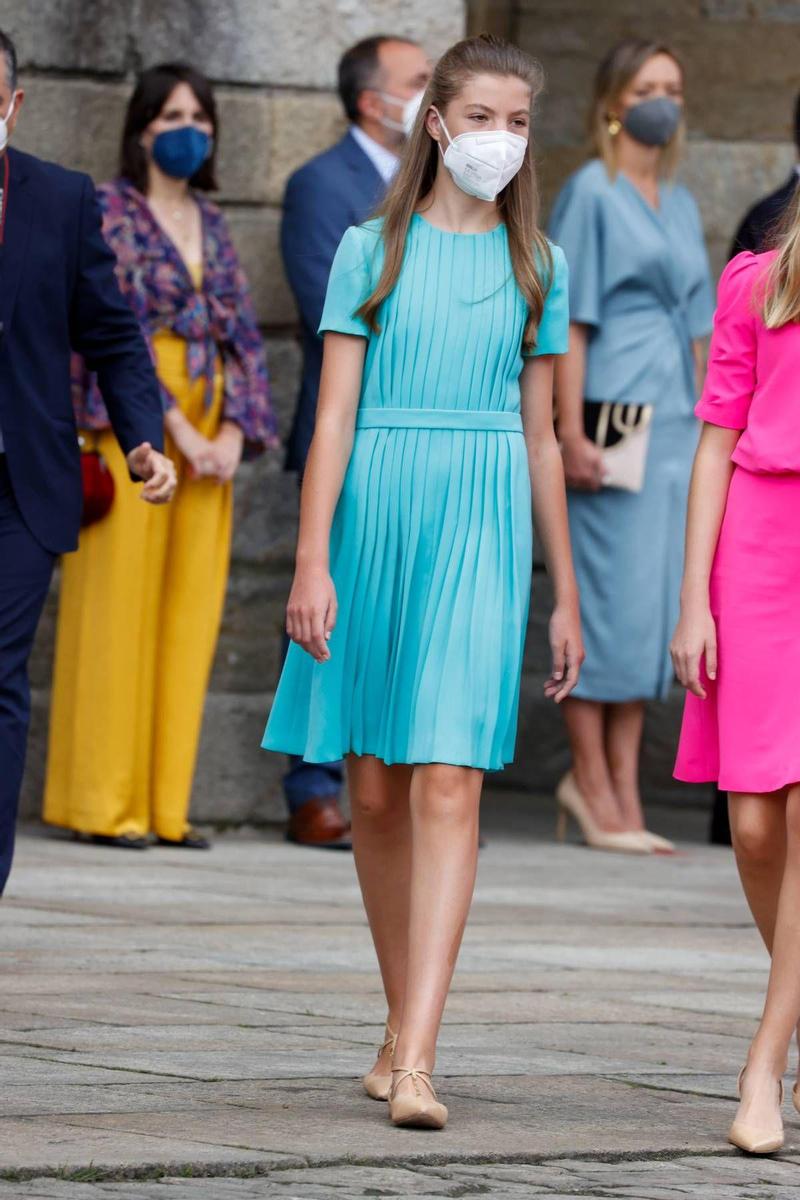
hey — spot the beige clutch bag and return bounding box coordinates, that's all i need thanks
[585,401,654,493]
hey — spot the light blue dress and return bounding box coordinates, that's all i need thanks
[548,160,714,701]
[262,214,569,770]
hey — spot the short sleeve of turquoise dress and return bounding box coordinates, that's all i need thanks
[523,244,570,357]
[262,214,569,773]
[317,224,375,338]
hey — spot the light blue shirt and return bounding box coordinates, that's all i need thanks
[349,125,399,186]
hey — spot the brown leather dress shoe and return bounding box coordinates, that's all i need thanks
[287,798,352,849]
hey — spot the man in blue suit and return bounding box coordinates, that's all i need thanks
[279,35,430,847]
[0,30,176,895]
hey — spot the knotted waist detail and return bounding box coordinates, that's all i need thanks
[356,407,523,433]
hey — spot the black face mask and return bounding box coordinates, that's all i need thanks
[623,97,682,147]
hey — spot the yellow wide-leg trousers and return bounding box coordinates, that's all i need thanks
[44,349,232,840]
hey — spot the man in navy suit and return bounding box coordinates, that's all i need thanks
[0,30,176,895]
[279,35,430,847]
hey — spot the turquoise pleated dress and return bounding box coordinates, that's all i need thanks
[262,214,569,770]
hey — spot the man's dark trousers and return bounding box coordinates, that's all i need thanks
[0,457,55,892]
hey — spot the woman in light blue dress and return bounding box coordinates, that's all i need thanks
[263,36,582,1128]
[548,39,714,853]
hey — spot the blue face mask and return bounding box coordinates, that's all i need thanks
[151,126,212,179]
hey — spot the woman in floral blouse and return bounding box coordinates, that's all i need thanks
[43,63,277,849]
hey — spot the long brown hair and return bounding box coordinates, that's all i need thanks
[763,185,800,327]
[589,38,685,179]
[357,34,551,351]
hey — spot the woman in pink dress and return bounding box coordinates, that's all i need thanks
[672,192,800,1155]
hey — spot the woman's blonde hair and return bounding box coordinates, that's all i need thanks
[357,33,552,351]
[763,186,800,327]
[589,38,685,178]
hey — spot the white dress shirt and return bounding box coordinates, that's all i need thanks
[350,125,400,186]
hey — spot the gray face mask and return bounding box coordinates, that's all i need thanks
[622,97,682,147]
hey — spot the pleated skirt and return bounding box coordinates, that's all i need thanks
[262,408,532,771]
[675,467,800,794]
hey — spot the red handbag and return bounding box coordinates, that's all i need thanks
[79,435,115,528]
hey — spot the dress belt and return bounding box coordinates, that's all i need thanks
[355,407,523,432]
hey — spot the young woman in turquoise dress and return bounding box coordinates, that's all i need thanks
[263,35,582,1129]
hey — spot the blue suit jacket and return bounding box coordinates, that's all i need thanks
[280,131,386,472]
[0,147,163,554]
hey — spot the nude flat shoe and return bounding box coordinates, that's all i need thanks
[388,1067,448,1130]
[728,1066,784,1155]
[555,772,653,855]
[362,1023,397,1101]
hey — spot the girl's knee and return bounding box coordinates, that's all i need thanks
[413,764,481,822]
[732,805,782,867]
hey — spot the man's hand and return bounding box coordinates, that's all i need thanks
[126,443,177,504]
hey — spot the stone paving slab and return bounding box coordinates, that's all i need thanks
[1,796,791,1196]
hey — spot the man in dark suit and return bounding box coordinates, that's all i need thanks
[0,30,176,894]
[279,35,430,847]
[730,92,800,255]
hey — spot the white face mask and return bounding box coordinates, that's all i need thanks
[433,108,528,202]
[0,92,17,154]
[378,89,425,137]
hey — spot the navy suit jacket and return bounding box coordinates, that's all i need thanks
[280,131,386,472]
[730,173,800,258]
[0,147,163,555]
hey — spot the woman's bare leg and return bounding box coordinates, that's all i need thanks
[392,763,483,1094]
[731,786,800,1131]
[348,754,413,1075]
[604,700,646,830]
[562,697,627,831]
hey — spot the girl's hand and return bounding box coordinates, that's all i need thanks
[286,563,338,663]
[165,409,219,479]
[670,604,717,699]
[560,433,605,492]
[211,421,245,483]
[545,601,585,703]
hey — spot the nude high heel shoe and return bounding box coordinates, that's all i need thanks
[728,1066,784,1155]
[639,830,676,854]
[362,1023,397,1101]
[388,1067,448,1130]
[555,772,653,855]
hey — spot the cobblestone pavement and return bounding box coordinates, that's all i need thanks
[4,797,800,1198]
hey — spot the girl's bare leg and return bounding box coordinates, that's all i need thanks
[392,763,483,1096]
[730,786,800,1131]
[348,754,413,1076]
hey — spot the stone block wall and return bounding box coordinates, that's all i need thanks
[12,1,796,826]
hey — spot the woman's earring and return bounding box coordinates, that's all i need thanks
[607,115,622,137]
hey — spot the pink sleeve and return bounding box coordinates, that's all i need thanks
[695,252,760,431]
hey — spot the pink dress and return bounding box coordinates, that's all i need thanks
[675,250,800,794]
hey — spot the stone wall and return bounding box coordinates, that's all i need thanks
[13,1,797,826]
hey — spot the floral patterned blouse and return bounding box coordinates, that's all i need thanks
[72,178,278,455]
